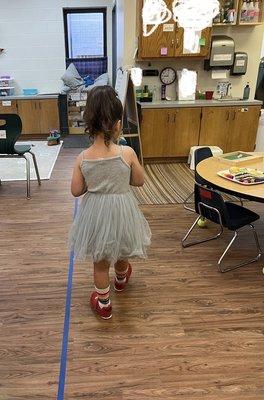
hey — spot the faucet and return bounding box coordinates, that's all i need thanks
[227,83,232,98]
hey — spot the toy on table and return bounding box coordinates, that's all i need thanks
[218,151,263,166]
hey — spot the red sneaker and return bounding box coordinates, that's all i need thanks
[90,292,112,320]
[114,264,132,292]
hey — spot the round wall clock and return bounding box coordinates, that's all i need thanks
[160,67,177,85]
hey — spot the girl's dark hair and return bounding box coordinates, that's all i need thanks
[83,85,123,146]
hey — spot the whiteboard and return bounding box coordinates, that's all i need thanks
[115,69,129,107]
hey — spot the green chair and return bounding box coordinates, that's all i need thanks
[0,114,41,199]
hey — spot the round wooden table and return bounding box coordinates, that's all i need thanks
[196,155,264,203]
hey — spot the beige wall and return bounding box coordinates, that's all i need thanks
[116,0,125,68]
[116,0,138,68]
[261,33,264,57]
[119,1,264,100]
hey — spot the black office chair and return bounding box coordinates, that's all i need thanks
[184,147,213,212]
[182,183,262,273]
[0,114,41,199]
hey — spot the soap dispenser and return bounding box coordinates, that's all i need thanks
[243,82,250,100]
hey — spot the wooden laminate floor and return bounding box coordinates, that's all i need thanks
[1,148,264,399]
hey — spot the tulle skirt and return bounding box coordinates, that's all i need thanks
[69,191,151,265]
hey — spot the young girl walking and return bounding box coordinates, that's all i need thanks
[69,86,151,320]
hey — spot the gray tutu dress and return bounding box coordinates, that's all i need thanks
[69,146,151,265]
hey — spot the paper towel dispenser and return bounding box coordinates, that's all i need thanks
[231,52,248,75]
[204,35,235,70]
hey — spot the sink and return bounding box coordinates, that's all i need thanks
[216,97,242,101]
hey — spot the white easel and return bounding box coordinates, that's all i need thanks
[115,68,144,165]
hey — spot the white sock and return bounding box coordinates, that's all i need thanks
[115,267,129,283]
[95,286,111,308]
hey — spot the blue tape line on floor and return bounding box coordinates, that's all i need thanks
[57,198,79,400]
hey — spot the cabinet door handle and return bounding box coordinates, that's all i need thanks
[167,113,170,123]
[232,110,236,120]
[171,39,175,47]
[176,38,179,48]
[226,111,230,120]
[173,113,176,123]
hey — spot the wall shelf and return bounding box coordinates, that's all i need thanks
[237,0,264,25]
[213,0,263,26]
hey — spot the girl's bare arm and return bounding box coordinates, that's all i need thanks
[71,154,87,197]
[129,149,144,187]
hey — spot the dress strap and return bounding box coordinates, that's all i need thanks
[120,145,123,157]
[81,150,85,161]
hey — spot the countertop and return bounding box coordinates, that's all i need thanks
[139,99,263,109]
[0,94,59,100]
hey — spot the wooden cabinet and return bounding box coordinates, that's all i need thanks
[141,107,201,158]
[169,108,201,156]
[199,105,261,153]
[39,99,59,133]
[16,98,59,135]
[140,105,261,160]
[199,107,231,153]
[174,27,212,58]
[17,100,40,134]
[138,0,176,59]
[137,0,212,59]
[0,100,18,114]
[140,109,168,157]
[227,106,261,152]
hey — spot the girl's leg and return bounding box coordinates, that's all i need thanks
[115,259,130,276]
[114,259,132,291]
[94,259,111,292]
[90,260,112,319]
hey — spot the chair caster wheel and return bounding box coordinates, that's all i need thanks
[197,217,207,228]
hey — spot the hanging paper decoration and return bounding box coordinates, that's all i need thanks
[172,0,219,53]
[142,0,172,37]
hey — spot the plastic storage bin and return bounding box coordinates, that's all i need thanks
[23,88,38,95]
[0,77,13,87]
[0,87,14,96]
